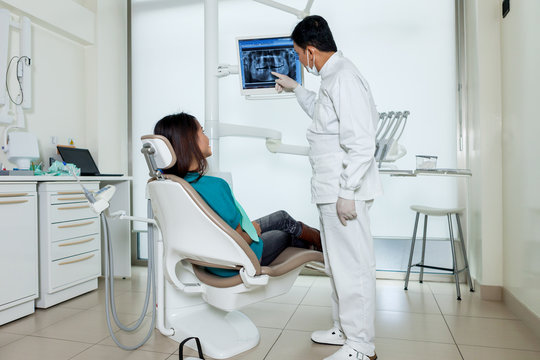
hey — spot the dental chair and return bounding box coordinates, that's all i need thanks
[140,135,324,359]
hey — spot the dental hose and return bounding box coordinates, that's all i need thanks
[102,213,157,350]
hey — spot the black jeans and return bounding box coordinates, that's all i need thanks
[253,210,310,266]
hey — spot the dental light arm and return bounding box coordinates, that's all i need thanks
[252,0,314,19]
[219,123,309,156]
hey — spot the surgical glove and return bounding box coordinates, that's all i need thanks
[336,197,357,226]
[271,71,298,93]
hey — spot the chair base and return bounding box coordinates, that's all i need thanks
[166,303,259,359]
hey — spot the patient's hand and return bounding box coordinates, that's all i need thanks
[252,221,262,237]
[235,224,253,245]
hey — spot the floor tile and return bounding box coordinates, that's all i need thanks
[58,289,108,310]
[0,332,24,347]
[99,317,178,354]
[171,327,282,360]
[293,275,319,287]
[0,335,91,360]
[376,310,454,343]
[459,345,540,360]
[445,316,540,351]
[312,276,332,288]
[374,337,462,360]
[264,329,337,360]
[435,292,517,319]
[264,286,309,305]
[376,287,440,314]
[90,291,154,316]
[377,279,433,294]
[0,306,83,335]
[428,281,474,296]
[32,308,139,344]
[300,285,333,307]
[285,305,333,332]
[71,344,170,359]
[99,275,150,293]
[239,302,298,329]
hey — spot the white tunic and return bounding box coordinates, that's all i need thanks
[294,51,383,204]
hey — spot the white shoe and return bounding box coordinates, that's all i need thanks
[323,344,377,360]
[311,327,346,345]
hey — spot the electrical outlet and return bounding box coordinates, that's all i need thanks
[51,136,57,145]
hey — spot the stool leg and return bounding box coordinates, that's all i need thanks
[456,214,474,292]
[447,214,462,300]
[419,215,428,283]
[404,212,420,291]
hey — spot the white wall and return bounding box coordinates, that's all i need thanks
[131,0,461,238]
[0,0,127,174]
[500,0,540,318]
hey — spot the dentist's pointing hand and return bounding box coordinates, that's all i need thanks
[271,72,299,93]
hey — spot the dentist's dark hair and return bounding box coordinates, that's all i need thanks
[153,112,207,181]
[291,15,337,52]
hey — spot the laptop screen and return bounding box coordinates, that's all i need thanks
[57,147,100,176]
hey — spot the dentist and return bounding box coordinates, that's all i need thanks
[272,15,382,360]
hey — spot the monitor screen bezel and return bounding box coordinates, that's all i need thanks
[236,34,303,96]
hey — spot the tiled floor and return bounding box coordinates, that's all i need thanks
[1,267,539,360]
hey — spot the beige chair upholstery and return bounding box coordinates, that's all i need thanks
[161,174,323,288]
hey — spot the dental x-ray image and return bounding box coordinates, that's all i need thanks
[237,36,303,95]
[242,48,297,87]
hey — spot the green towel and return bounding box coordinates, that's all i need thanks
[233,198,259,243]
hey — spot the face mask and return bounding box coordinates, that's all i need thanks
[305,49,320,76]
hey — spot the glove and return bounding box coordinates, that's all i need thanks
[336,197,357,226]
[271,71,299,93]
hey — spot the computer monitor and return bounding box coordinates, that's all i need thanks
[237,35,303,96]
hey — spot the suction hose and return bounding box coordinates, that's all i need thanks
[102,213,157,350]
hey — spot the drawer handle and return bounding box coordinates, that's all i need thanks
[58,205,90,210]
[0,199,28,205]
[58,220,95,229]
[58,237,95,247]
[58,253,95,265]
[57,196,87,201]
[56,191,84,195]
[0,193,28,197]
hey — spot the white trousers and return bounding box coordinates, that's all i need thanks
[318,200,376,356]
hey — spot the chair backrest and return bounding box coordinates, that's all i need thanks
[140,135,261,278]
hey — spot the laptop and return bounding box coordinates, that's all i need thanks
[57,146,123,176]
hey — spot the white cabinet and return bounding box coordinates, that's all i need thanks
[36,182,101,308]
[0,183,38,325]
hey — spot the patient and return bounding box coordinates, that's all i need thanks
[154,112,322,277]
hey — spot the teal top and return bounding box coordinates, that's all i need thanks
[184,172,263,277]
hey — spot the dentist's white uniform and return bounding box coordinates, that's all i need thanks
[294,51,382,356]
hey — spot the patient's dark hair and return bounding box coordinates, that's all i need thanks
[291,15,337,52]
[153,112,207,181]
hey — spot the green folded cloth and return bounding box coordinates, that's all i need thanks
[34,161,80,176]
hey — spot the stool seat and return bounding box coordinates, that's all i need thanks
[410,205,464,216]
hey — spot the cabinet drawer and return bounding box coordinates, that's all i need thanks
[51,218,100,241]
[50,193,88,205]
[51,250,100,290]
[50,203,96,223]
[51,235,100,261]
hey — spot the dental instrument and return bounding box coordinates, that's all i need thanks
[67,166,157,351]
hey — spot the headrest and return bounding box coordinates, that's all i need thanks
[140,135,177,170]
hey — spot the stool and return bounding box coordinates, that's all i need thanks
[404,205,474,300]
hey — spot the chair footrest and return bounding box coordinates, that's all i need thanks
[412,264,470,274]
[413,264,454,272]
